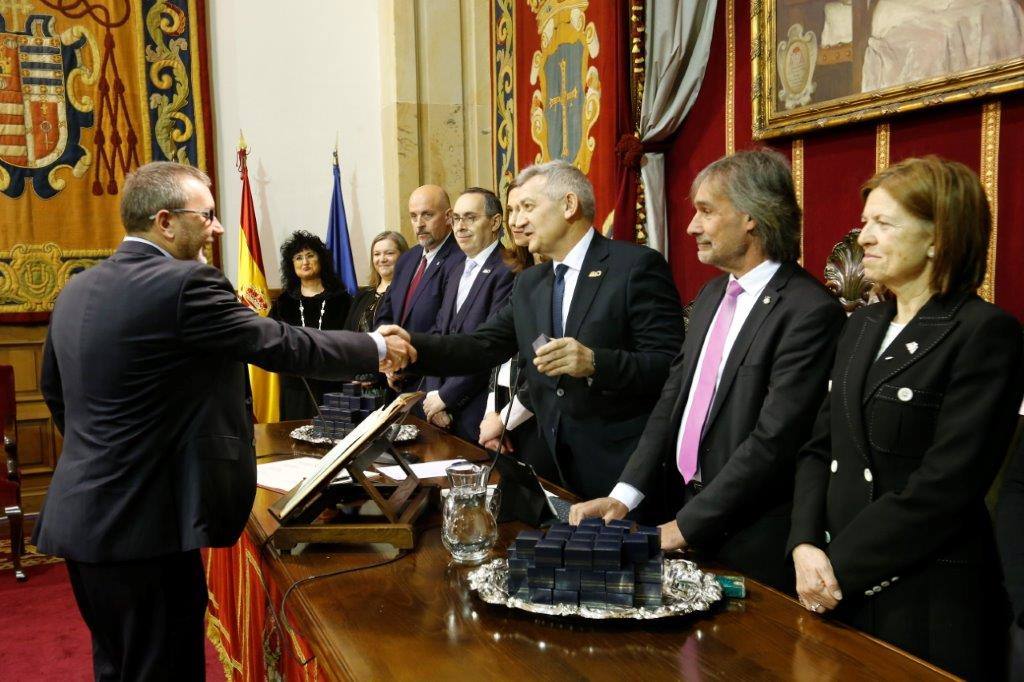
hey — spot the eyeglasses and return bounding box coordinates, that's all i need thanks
[149,208,217,223]
[452,213,485,225]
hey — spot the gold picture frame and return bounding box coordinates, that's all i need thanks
[753,1,1024,139]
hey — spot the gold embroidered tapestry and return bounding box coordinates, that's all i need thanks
[0,0,215,319]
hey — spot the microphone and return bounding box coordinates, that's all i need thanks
[485,354,528,479]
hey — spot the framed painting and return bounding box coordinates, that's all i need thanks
[753,0,1024,139]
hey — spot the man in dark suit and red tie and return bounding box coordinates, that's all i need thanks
[569,149,845,590]
[382,161,684,499]
[421,187,515,442]
[374,184,463,334]
[32,162,414,680]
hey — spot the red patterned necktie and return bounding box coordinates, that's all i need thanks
[401,255,428,323]
[677,279,744,482]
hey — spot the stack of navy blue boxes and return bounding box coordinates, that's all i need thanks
[310,382,384,440]
[506,518,664,609]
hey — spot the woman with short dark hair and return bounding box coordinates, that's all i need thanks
[789,156,1023,679]
[269,230,353,420]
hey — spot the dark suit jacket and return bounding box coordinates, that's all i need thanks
[618,262,845,589]
[423,245,514,441]
[409,231,684,498]
[32,240,378,563]
[374,235,461,333]
[789,293,1023,678]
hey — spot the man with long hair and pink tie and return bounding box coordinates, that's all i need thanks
[570,149,845,590]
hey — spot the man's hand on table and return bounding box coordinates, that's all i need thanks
[659,520,687,552]
[568,497,628,525]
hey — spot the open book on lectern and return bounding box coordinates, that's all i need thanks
[269,391,423,523]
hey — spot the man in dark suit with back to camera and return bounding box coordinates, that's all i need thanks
[382,160,684,499]
[421,187,515,442]
[570,149,845,590]
[32,161,415,681]
[374,184,463,333]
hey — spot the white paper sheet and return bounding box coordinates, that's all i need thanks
[256,457,351,493]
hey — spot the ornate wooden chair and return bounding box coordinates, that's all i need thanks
[0,364,26,581]
[824,228,877,314]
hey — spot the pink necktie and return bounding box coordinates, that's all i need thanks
[677,279,744,481]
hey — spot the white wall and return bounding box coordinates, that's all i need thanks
[208,1,385,288]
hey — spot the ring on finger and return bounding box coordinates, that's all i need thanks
[810,602,821,612]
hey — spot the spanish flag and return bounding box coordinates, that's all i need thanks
[236,133,280,423]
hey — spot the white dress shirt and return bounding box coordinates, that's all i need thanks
[455,239,499,313]
[484,359,533,430]
[423,232,452,266]
[551,227,596,335]
[611,259,782,510]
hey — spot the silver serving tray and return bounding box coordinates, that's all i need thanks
[289,423,420,446]
[467,557,722,620]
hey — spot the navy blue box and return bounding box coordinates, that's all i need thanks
[637,525,661,553]
[545,529,572,543]
[563,540,592,569]
[623,533,650,563]
[580,570,605,591]
[322,392,343,407]
[534,538,564,568]
[549,522,573,534]
[312,416,326,430]
[529,588,553,605]
[593,540,622,570]
[360,395,378,411]
[605,570,634,594]
[552,589,578,606]
[635,582,663,607]
[515,530,544,558]
[605,592,632,608]
[580,590,607,608]
[570,531,598,545]
[341,383,360,396]
[508,558,528,576]
[507,573,527,594]
[606,519,633,531]
[527,567,555,589]
[636,554,663,584]
[554,567,580,591]
[506,544,518,561]
[579,518,604,529]
[513,585,531,601]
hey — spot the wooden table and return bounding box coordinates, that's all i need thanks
[218,420,954,681]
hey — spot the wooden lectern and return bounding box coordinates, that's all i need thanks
[267,393,431,552]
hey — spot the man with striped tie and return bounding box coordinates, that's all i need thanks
[570,150,845,590]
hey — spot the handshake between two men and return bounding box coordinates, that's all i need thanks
[376,324,600,427]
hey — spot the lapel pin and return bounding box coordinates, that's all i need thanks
[883,356,894,361]
[588,270,602,278]
[762,296,771,305]
[482,268,491,274]
[906,341,918,354]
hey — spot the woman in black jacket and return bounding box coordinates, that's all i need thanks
[269,230,352,419]
[789,156,1023,679]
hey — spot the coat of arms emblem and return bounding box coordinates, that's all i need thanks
[528,0,601,173]
[0,13,94,198]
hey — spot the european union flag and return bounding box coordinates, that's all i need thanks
[326,150,358,296]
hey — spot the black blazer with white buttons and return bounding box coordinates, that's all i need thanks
[788,291,1023,677]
